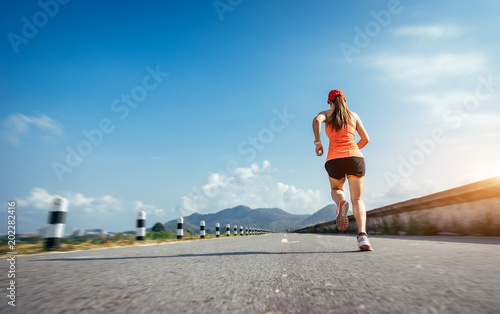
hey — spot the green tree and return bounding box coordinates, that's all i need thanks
[152,222,166,232]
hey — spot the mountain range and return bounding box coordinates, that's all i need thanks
[163,204,337,233]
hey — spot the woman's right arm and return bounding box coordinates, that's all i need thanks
[312,111,327,156]
[355,113,370,149]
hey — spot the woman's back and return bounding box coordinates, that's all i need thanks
[324,111,363,160]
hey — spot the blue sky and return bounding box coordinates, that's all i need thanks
[1,0,499,234]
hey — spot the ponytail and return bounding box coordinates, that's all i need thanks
[326,96,352,131]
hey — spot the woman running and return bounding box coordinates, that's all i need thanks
[312,89,373,251]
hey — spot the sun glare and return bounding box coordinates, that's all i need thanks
[491,167,500,178]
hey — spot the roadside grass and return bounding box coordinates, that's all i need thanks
[0,231,241,257]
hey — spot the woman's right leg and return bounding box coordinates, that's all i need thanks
[347,176,366,234]
[329,176,351,231]
[329,177,346,205]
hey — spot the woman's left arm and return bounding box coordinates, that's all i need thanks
[355,113,370,149]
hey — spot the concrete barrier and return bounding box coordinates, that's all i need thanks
[293,176,500,236]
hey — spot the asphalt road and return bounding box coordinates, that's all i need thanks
[3,233,500,314]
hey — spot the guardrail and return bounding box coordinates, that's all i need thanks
[293,176,500,236]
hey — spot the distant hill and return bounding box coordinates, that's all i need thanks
[163,220,198,234]
[300,204,336,227]
[163,204,336,233]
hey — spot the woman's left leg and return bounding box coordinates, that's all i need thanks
[347,175,366,234]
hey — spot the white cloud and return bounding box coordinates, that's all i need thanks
[405,91,472,115]
[175,161,329,216]
[133,200,168,217]
[1,113,63,145]
[89,194,122,214]
[16,187,60,209]
[394,25,463,40]
[67,192,95,207]
[371,53,486,88]
[17,187,122,214]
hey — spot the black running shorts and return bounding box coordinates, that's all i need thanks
[325,157,365,180]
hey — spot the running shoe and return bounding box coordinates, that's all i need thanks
[336,200,349,232]
[357,233,373,251]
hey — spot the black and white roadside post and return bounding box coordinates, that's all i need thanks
[233,225,237,236]
[200,221,206,239]
[136,210,146,241]
[226,224,230,236]
[245,227,248,235]
[45,197,68,249]
[240,226,243,236]
[177,217,183,239]
[216,223,220,237]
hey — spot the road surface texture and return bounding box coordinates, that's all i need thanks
[3,233,499,314]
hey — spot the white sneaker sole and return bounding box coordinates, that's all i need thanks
[359,244,373,251]
[336,201,349,231]
[358,239,373,251]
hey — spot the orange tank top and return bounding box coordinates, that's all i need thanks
[325,122,363,160]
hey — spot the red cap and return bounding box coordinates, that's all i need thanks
[328,89,346,101]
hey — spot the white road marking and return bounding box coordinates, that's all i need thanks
[282,234,299,243]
